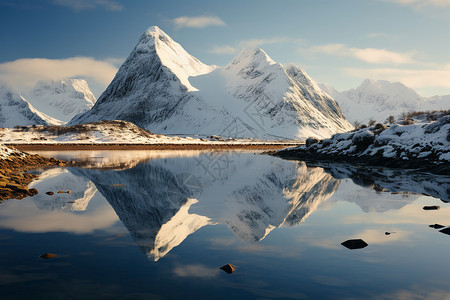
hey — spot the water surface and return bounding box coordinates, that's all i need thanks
[1,150,449,299]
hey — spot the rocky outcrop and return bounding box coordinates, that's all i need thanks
[274,115,450,175]
[0,144,67,201]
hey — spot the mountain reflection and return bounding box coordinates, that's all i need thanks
[71,153,340,261]
[20,151,449,262]
[322,164,450,203]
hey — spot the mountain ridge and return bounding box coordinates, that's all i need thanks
[69,26,352,140]
[319,79,450,123]
[28,78,97,123]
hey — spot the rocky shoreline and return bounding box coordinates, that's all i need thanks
[272,116,450,175]
[0,146,67,201]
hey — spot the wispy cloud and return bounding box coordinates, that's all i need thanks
[52,0,123,11]
[304,43,416,65]
[0,56,119,94]
[209,37,299,55]
[172,15,226,29]
[345,65,450,90]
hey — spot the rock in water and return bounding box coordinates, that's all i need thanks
[429,224,445,229]
[341,239,368,250]
[423,205,440,210]
[40,253,57,259]
[220,264,236,274]
[439,227,450,235]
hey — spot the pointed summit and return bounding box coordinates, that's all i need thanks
[134,26,213,91]
[70,26,352,139]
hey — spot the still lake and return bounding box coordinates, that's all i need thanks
[0,150,449,299]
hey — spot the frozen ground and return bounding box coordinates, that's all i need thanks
[0,120,301,145]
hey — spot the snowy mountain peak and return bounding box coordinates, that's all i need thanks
[322,79,450,123]
[229,48,276,65]
[357,79,420,98]
[136,26,214,91]
[0,81,61,127]
[70,26,352,139]
[28,78,96,123]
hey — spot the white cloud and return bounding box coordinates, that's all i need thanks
[384,0,450,7]
[52,0,123,11]
[172,16,226,29]
[209,37,297,55]
[344,65,450,90]
[0,56,118,96]
[306,43,415,65]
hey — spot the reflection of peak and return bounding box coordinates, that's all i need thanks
[74,153,341,261]
[224,162,339,242]
[151,198,213,261]
[71,181,97,211]
[29,168,96,212]
[72,163,207,261]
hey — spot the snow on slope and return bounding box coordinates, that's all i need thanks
[70,26,352,140]
[28,79,96,123]
[0,143,25,159]
[320,80,450,123]
[0,81,62,127]
[0,120,302,145]
[69,26,214,128]
[276,115,450,172]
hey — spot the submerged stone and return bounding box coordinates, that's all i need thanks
[341,239,368,250]
[220,264,236,274]
[429,224,445,229]
[423,205,440,210]
[40,253,57,259]
[439,227,450,235]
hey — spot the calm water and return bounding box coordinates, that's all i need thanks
[0,150,449,299]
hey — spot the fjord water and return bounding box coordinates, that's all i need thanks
[0,151,449,299]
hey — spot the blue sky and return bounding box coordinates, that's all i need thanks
[2,0,450,97]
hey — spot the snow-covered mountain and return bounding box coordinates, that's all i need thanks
[70,26,352,139]
[320,79,450,124]
[27,79,96,123]
[0,81,62,127]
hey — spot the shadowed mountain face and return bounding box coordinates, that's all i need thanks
[71,154,340,261]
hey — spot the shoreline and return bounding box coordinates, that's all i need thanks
[7,143,300,151]
[0,152,68,201]
[272,150,450,175]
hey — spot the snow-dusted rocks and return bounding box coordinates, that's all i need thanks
[320,80,450,124]
[275,115,450,174]
[28,79,97,123]
[70,26,352,139]
[0,82,62,127]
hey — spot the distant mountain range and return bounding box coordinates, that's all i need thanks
[0,81,62,127]
[319,80,450,124]
[69,26,352,139]
[0,79,96,127]
[27,79,97,123]
[1,25,449,137]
